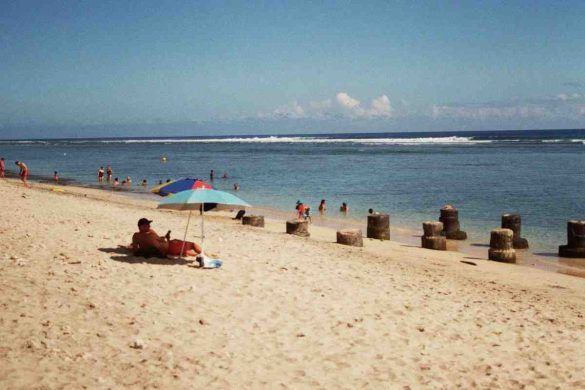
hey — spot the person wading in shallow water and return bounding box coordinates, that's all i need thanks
[319,199,327,215]
[15,161,30,187]
[106,165,113,182]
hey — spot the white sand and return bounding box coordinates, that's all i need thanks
[0,179,583,389]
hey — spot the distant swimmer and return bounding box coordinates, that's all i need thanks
[210,169,215,181]
[0,157,5,177]
[98,166,105,183]
[113,177,119,186]
[15,161,30,187]
[233,183,240,191]
[106,165,113,182]
[142,179,148,186]
[222,172,228,179]
[340,202,349,214]
[53,171,59,182]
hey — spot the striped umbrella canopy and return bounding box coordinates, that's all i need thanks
[151,178,213,197]
[157,189,250,255]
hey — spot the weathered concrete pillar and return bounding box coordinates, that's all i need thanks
[488,228,516,263]
[558,220,585,258]
[421,221,446,250]
[439,205,467,240]
[286,220,310,237]
[367,214,390,240]
[501,214,528,249]
[336,229,363,247]
[242,215,265,228]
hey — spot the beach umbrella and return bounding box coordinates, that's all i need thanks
[151,178,213,197]
[157,189,250,255]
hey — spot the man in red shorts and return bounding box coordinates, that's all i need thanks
[15,161,29,187]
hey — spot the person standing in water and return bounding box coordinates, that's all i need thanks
[340,202,349,214]
[318,199,327,215]
[53,171,59,182]
[106,165,113,182]
[15,161,30,187]
[0,157,5,178]
[97,166,105,183]
[210,169,215,181]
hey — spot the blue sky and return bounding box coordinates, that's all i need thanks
[1,0,584,138]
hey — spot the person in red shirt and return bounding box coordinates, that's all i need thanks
[296,200,306,221]
[0,158,5,177]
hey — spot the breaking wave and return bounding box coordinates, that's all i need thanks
[69,136,490,145]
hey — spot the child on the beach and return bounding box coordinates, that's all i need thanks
[304,206,312,223]
[296,201,306,221]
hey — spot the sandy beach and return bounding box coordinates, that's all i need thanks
[0,179,584,389]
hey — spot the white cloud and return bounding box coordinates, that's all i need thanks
[431,92,585,121]
[369,95,392,117]
[336,92,361,109]
[260,92,395,120]
[335,92,393,118]
[556,93,583,101]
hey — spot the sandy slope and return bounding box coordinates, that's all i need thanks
[0,180,583,389]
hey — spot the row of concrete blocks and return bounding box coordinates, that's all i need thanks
[240,211,585,261]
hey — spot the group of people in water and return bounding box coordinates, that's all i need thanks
[295,199,350,222]
[97,165,150,188]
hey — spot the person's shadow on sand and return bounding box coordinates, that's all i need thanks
[98,247,192,265]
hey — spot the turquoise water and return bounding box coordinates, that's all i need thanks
[1,129,585,254]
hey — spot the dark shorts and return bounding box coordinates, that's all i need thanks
[134,247,166,258]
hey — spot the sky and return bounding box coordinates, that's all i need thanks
[1,0,584,138]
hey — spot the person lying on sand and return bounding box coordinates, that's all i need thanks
[130,218,203,258]
[130,218,171,258]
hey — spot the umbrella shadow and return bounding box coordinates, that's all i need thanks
[98,247,193,265]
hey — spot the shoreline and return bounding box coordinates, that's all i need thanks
[5,175,584,278]
[1,178,584,388]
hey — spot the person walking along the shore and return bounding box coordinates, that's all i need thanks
[0,157,5,178]
[15,161,30,187]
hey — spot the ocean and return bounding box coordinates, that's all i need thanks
[1,129,585,258]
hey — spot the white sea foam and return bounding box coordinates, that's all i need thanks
[542,139,585,144]
[81,136,491,145]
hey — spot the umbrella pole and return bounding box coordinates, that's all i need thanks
[180,210,192,258]
[201,203,205,244]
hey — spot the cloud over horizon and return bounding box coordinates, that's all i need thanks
[259,92,394,120]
